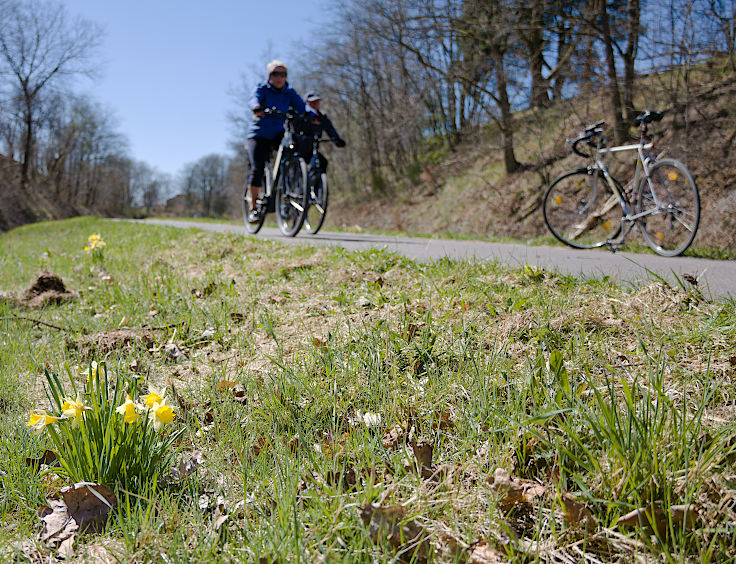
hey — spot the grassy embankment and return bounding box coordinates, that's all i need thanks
[1,217,735,562]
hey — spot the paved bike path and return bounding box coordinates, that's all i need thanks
[139,219,736,300]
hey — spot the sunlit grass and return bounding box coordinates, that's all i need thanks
[1,217,734,562]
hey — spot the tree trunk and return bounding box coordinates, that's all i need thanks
[493,50,520,174]
[599,1,627,143]
[622,0,640,122]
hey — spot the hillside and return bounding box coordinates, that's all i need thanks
[329,70,736,254]
[0,156,87,232]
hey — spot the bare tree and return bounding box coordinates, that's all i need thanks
[182,154,230,217]
[0,0,102,184]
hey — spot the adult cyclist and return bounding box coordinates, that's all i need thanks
[245,59,306,223]
[295,92,346,174]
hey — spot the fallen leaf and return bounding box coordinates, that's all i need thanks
[312,336,327,349]
[163,342,185,360]
[468,540,504,563]
[488,468,545,512]
[363,411,383,428]
[172,450,203,480]
[560,493,598,531]
[382,423,408,449]
[360,503,432,563]
[38,482,116,554]
[411,439,434,477]
[217,380,239,391]
[230,312,245,323]
[432,410,453,431]
[26,449,58,468]
[325,466,357,491]
[617,502,698,536]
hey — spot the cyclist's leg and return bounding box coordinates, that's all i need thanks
[246,138,270,210]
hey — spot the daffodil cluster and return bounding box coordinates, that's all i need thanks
[114,386,176,431]
[29,362,181,491]
[84,233,106,260]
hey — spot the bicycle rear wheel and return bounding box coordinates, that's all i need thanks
[276,156,308,237]
[636,158,700,256]
[304,173,329,234]
[543,168,622,249]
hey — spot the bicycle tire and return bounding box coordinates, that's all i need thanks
[636,158,700,256]
[304,173,329,234]
[242,163,271,234]
[543,168,622,249]
[275,156,308,237]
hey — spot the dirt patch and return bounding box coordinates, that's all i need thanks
[72,328,156,359]
[4,271,78,308]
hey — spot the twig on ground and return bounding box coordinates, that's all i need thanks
[0,314,71,332]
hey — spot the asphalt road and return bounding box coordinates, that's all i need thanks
[139,219,736,300]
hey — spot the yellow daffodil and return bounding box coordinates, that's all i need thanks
[61,393,91,427]
[84,234,106,253]
[149,398,175,431]
[116,394,141,424]
[143,386,164,408]
[27,410,60,434]
[80,361,101,383]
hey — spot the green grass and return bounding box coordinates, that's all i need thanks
[1,217,735,561]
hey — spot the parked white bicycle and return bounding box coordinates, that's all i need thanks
[543,110,700,256]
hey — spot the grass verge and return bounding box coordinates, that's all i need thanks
[1,217,735,562]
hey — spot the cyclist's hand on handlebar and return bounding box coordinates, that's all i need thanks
[334,137,346,148]
[253,105,265,118]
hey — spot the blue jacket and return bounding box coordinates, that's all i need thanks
[247,81,306,140]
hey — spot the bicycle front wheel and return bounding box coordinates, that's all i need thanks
[636,158,700,256]
[304,173,329,234]
[276,156,308,237]
[543,168,622,249]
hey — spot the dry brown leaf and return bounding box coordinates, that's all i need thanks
[560,493,598,531]
[488,468,545,512]
[360,503,432,563]
[38,482,116,555]
[468,540,505,563]
[312,336,327,349]
[617,502,698,536]
[410,439,434,478]
[325,466,357,491]
[230,312,245,323]
[172,450,203,480]
[382,423,408,449]
[26,449,57,468]
[217,380,239,390]
[432,410,454,431]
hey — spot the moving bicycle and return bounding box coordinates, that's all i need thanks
[294,92,346,234]
[244,59,308,237]
[243,107,309,237]
[542,110,700,256]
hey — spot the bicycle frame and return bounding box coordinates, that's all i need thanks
[587,137,661,249]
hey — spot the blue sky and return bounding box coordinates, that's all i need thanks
[63,0,329,179]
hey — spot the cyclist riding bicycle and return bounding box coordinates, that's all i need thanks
[246,59,306,223]
[294,92,346,174]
